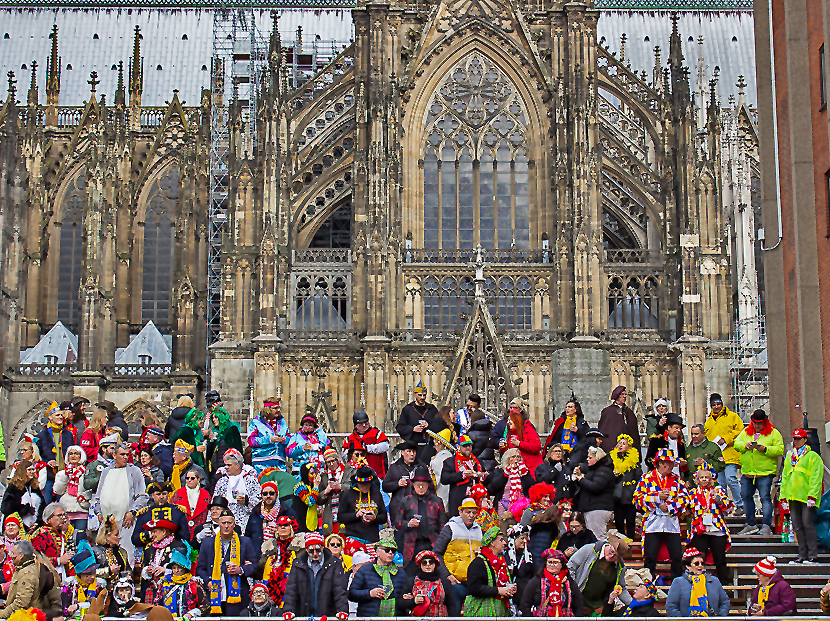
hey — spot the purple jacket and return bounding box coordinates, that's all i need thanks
[750,571,797,616]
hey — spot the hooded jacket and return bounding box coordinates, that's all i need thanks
[166,406,191,440]
[750,570,797,616]
[433,516,482,581]
[733,422,785,477]
[665,571,730,617]
[704,406,744,465]
[574,454,615,512]
[566,541,631,608]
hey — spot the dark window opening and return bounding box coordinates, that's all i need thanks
[141,168,178,332]
[310,200,352,248]
[57,174,86,331]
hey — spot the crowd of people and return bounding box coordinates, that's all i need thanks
[0,386,822,618]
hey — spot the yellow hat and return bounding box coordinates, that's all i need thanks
[413,381,425,394]
[437,429,453,443]
[174,439,195,453]
[458,498,478,511]
[46,401,61,418]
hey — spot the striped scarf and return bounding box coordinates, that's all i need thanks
[210,533,241,613]
[504,462,528,504]
[560,415,578,452]
[260,501,282,542]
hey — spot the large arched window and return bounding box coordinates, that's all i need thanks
[141,168,178,331]
[423,53,529,250]
[56,173,85,330]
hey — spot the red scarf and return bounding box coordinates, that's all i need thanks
[504,461,528,503]
[538,569,570,617]
[64,464,86,497]
[454,452,482,483]
[479,547,510,602]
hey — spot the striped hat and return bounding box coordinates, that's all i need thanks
[458,435,473,446]
[754,556,777,577]
[305,532,325,548]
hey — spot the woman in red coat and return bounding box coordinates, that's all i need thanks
[499,409,543,476]
[170,468,211,543]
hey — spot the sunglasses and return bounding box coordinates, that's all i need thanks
[262,491,277,497]
[420,558,436,565]
[377,546,396,554]
[307,545,323,553]
[690,560,704,566]
[185,476,197,481]
[328,542,342,548]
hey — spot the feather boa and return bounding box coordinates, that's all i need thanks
[610,447,640,476]
[744,420,774,436]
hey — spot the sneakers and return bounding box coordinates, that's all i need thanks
[732,506,745,517]
[758,525,774,537]
[738,525,760,535]
[803,558,819,565]
[788,558,803,565]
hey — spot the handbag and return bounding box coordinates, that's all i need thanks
[613,478,625,502]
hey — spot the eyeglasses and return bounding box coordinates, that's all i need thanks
[420,559,436,566]
[262,491,277,497]
[328,542,342,548]
[307,545,323,553]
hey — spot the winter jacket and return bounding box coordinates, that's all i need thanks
[535,459,573,501]
[645,434,687,471]
[519,572,583,617]
[441,454,483,518]
[544,413,590,455]
[107,412,130,443]
[522,505,562,561]
[394,492,447,564]
[779,446,823,503]
[556,528,597,555]
[283,549,349,617]
[397,401,445,464]
[665,571,730,617]
[734,423,785,477]
[499,419,543,475]
[286,429,329,472]
[685,439,725,481]
[704,407,744,465]
[433,516,482,581]
[247,414,290,471]
[0,556,61,619]
[574,455,615,513]
[35,427,75,479]
[343,427,390,479]
[79,427,103,462]
[566,541,631,607]
[244,502,299,555]
[1,483,46,525]
[749,570,797,616]
[468,418,497,472]
[349,562,414,617]
[338,484,388,543]
[644,414,667,442]
[382,457,422,524]
[166,406,191,440]
[151,441,174,479]
[487,467,535,505]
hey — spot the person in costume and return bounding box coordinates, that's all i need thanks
[433,498,483,607]
[633,447,692,581]
[382,440,423,531]
[462,526,515,617]
[90,443,147,532]
[504,524,534,613]
[0,514,24,592]
[2,461,45,532]
[52,445,88,532]
[166,394,197,441]
[81,433,118,501]
[441,435,487,518]
[171,471,211,544]
[521,481,561,560]
[319,447,345,534]
[30,502,75,580]
[286,414,329,476]
[665,546,730,616]
[488,448,533,513]
[535,443,572,502]
[498,406,543,476]
[107,571,141,617]
[283,531,350,618]
[397,382,447,464]
[393,465,447,570]
[132,482,191,549]
[195,508,258,616]
[10,438,48,491]
[610,433,642,539]
[247,398,290,474]
[170,437,208,492]
[262,515,298,606]
[79,408,107,464]
[338,465,388,558]
[205,408,243,477]
[244,481,297,555]
[173,405,207,470]
[291,462,322,533]
[194,497,238,546]
[429,429,454,508]
[566,533,632,615]
[465,484,498,533]
[246,581,276,617]
[138,518,189,602]
[620,578,661,617]
[35,401,75,503]
[645,412,689,475]
[211,448,261,533]
[134,423,173,479]
[61,540,107,616]
[687,467,733,583]
[92,515,131,587]
[344,410,390,480]
[150,540,209,619]
[543,398,590,458]
[454,394,486,438]
[409,549,457,617]
[748,556,796,616]
[520,548,582,617]
[136,447,165,487]
[645,397,670,441]
[349,531,414,617]
[779,427,823,564]
[598,386,640,454]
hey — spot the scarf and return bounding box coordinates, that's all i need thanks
[505,540,533,577]
[153,534,176,550]
[374,563,398,617]
[560,415,578,452]
[454,452,482,483]
[791,444,808,466]
[688,573,710,616]
[171,458,191,491]
[758,584,771,610]
[48,422,64,469]
[210,533,241,612]
[413,575,447,617]
[171,571,192,584]
[104,546,128,575]
[260,501,283,542]
[623,599,655,616]
[611,448,640,476]
[744,421,774,437]
[479,547,510,601]
[75,576,99,604]
[504,461,529,504]
[64,464,86,496]
[163,574,194,616]
[293,482,320,531]
[537,568,571,617]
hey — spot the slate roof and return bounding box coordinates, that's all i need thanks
[19,320,78,364]
[114,320,172,364]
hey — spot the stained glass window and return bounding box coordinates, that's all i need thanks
[142,168,178,331]
[56,173,85,330]
[423,53,530,249]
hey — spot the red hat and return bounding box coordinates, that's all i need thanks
[469,483,488,501]
[144,519,178,533]
[261,481,280,494]
[305,532,325,548]
[754,556,777,577]
[793,428,809,439]
[683,547,703,561]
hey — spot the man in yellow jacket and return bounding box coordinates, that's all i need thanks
[704,393,745,516]
[433,498,482,608]
[780,428,822,564]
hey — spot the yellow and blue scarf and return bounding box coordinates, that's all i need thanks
[688,573,710,616]
[210,533,241,613]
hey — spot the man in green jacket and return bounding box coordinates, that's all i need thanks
[685,423,725,485]
[780,428,822,564]
[734,409,784,536]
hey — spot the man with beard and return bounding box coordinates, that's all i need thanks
[441,435,487,518]
[283,532,349,618]
[244,481,298,554]
[393,466,447,571]
[382,440,422,531]
[247,398,290,474]
[343,411,389,479]
[396,382,444,463]
[645,412,688,475]
[132,481,191,549]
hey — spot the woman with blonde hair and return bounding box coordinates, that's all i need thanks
[11,437,48,490]
[166,394,196,439]
[80,408,108,462]
[325,533,352,570]
[92,515,131,589]
[1,460,46,531]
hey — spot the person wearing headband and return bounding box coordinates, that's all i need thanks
[397,381,444,464]
[286,414,329,477]
[247,398,290,474]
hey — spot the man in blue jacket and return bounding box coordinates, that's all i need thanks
[348,532,415,617]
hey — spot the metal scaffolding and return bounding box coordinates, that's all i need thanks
[730,309,769,418]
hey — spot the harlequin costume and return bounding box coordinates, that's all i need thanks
[468,483,499,533]
[343,415,390,479]
[30,520,75,579]
[1,513,23,585]
[151,541,209,619]
[686,467,733,584]
[139,518,189,603]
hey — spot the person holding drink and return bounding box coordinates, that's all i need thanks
[211,448,261,533]
[394,466,447,571]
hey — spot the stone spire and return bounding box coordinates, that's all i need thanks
[5,71,16,104]
[27,60,37,106]
[46,25,60,106]
[115,60,125,107]
[129,25,143,106]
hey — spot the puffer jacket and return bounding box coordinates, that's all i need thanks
[433,516,482,581]
[733,422,785,477]
[665,571,730,617]
[468,418,497,472]
[779,446,823,503]
[749,570,796,616]
[165,406,191,440]
[704,407,744,465]
[349,562,414,617]
[574,455,615,512]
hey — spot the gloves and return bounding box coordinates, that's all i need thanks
[336,613,349,620]
[554,463,562,472]
[283,613,296,620]
[808,498,817,508]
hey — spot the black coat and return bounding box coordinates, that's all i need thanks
[151,442,174,479]
[382,458,421,526]
[396,401,445,463]
[466,555,504,599]
[338,485,387,543]
[544,413,591,454]
[520,573,583,617]
[195,534,258,603]
[487,468,535,504]
[349,562,414,617]
[621,601,661,617]
[645,435,687,471]
[131,501,192,548]
[574,455,615,513]
[166,407,190,440]
[1,483,45,525]
[468,418,497,472]
[244,502,298,555]
[283,549,349,617]
[556,528,597,554]
[534,459,573,501]
[441,454,484,518]
[107,412,130,442]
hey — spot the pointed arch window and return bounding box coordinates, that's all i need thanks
[423,53,530,250]
[141,167,178,332]
[57,173,85,330]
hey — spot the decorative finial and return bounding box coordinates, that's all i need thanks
[7,71,16,100]
[620,33,627,64]
[671,12,679,35]
[88,71,99,94]
[736,74,746,95]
